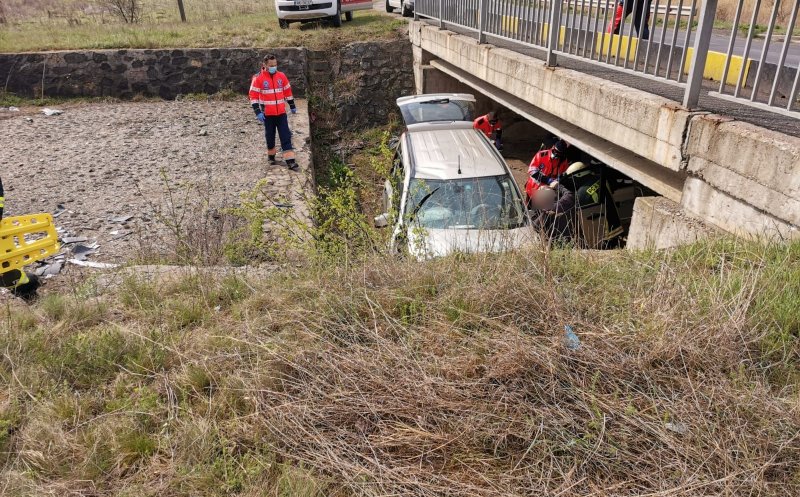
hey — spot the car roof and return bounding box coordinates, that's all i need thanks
[396,93,476,106]
[405,122,507,180]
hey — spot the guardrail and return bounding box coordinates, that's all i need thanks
[415,0,799,117]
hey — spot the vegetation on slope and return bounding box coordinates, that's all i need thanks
[0,238,798,496]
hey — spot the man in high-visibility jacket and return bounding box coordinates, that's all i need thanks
[0,176,40,298]
[524,139,570,205]
[608,0,650,40]
[473,111,503,149]
[249,54,298,170]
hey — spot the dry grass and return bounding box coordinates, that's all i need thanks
[0,239,798,496]
[0,0,405,52]
[717,0,796,26]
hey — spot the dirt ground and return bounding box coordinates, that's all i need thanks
[0,99,312,297]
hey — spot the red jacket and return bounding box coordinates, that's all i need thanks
[525,149,569,199]
[249,70,294,116]
[473,114,501,139]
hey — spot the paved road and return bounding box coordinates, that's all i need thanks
[561,10,800,67]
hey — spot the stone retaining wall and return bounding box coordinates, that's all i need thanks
[0,41,415,127]
[0,48,308,99]
[308,41,415,128]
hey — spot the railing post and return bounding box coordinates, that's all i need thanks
[439,0,444,28]
[478,0,487,44]
[546,0,562,66]
[683,0,717,108]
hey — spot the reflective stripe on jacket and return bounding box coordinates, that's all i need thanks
[249,70,294,116]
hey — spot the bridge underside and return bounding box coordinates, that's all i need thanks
[411,22,800,246]
[422,59,686,203]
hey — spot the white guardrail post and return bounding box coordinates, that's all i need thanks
[683,0,718,108]
[546,0,562,66]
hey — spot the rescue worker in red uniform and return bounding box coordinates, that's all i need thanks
[608,0,650,40]
[473,111,503,149]
[249,54,298,170]
[0,176,40,298]
[525,139,570,206]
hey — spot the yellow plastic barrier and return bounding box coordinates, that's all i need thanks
[683,48,751,87]
[595,32,639,61]
[502,15,519,34]
[0,214,60,274]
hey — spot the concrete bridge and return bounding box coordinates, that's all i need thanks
[409,19,800,247]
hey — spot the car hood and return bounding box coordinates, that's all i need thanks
[407,226,536,260]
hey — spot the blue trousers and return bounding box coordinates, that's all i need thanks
[264,114,293,152]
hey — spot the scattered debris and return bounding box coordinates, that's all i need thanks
[111,230,133,240]
[198,129,208,136]
[72,243,98,261]
[665,422,688,435]
[32,254,66,278]
[61,236,88,244]
[563,325,581,351]
[53,204,66,218]
[25,117,33,123]
[8,107,19,112]
[68,259,118,269]
[111,215,133,224]
[41,108,64,116]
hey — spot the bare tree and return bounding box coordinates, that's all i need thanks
[177,0,186,22]
[99,0,142,23]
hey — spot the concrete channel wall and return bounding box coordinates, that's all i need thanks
[410,21,800,244]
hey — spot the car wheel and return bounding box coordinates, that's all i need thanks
[278,19,289,29]
[401,3,412,17]
[345,11,353,21]
[330,1,342,27]
[385,0,395,13]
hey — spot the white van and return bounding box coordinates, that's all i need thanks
[275,0,373,28]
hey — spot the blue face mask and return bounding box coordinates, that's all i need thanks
[268,66,278,75]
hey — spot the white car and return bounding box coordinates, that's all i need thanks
[375,121,533,260]
[385,0,414,17]
[275,0,373,28]
[396,93,476,126]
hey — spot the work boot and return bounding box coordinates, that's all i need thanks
[268,154,278,166]
[287,159,299,171]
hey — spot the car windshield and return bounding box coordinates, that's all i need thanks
[399,98,474,125]
[407,175,526,230]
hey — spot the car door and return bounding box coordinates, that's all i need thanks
[383,141,404,219]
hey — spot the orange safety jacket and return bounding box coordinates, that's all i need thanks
[249,70,295,116]
[473,114,501,139]
[525,149,570,199]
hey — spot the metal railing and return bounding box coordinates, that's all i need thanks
[415,0,799,117]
